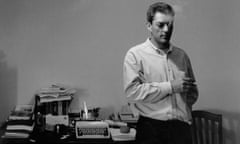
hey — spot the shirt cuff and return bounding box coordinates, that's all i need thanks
[152,81,173,95]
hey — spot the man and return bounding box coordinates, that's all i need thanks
[123,2,198,144]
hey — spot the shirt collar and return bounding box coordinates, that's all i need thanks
[146,38,173,55]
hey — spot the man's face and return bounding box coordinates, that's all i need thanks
[147,12,174,45]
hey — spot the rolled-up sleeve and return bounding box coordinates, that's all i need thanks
[123,51,172,103]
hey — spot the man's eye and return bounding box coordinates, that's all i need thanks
[157,22,172,29]
[157,23,165,28]
[158,23,169,28]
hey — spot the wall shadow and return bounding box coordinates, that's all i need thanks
[0,50,18,124]
[198,109,240,144]
[98,105,116,120]
[63,87,116,120]
[69,87,90,113]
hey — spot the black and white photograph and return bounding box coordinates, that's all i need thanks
[0,0,239,144]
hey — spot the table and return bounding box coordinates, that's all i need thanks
[1,125,136,144]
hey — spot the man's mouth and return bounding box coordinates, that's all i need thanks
[160,35,168,39]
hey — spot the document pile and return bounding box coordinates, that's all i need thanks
[36,84,76,103]
[35,84,76,115]
[2,105,35,139]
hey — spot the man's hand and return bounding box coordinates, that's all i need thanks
[170,77,196,93]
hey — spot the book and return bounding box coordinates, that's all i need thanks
[7,120,34,126]
[37,87,66,95]
[39,95,72,103]
[36,87,76,98]
[14,105,34,113]
[3,132,30,139]
[38,93,59,98]
[9,105,34,120]
[9,112,32,120]
[6,123,34,132]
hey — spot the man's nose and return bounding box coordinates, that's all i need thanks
[162,24,169,32]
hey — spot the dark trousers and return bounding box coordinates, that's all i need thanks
[136,116,192,144]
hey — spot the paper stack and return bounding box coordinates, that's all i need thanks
[35,84,76,115]
[2,105,35,139]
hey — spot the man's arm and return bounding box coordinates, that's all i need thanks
[123,51,172,103]
[184,54,199,106]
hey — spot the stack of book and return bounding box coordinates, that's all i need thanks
[35,84,76,115]
[36,85,76,103]
[2,105,35,139]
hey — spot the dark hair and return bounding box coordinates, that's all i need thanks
[147,2,175,24]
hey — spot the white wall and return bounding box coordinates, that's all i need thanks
[0,0,240,143]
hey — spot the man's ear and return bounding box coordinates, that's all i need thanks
[146,22,152,32]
